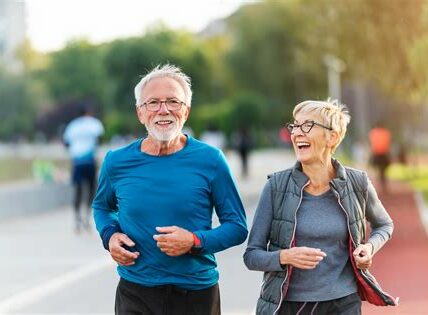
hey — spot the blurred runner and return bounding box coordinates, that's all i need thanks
[63,104,104,232]
[369,121,391,193]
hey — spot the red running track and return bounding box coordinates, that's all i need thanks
[362,180,428,314]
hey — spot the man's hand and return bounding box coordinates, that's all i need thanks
[153,226,194,256]
[280,246,326,269]
[108,232,140,266]
[353,243,373,270]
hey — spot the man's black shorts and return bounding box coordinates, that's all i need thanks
[115,278,221,315]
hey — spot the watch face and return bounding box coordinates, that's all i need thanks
[190,246,202,255]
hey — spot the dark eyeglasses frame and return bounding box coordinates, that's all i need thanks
[286,120,332,134]
[140,99,186,112]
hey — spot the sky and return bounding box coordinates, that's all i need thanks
[25,0,253,52]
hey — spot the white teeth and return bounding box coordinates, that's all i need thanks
[296,141,310,148]
[155,120,173,125]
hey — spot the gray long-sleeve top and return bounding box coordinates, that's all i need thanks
[244,176,394,273]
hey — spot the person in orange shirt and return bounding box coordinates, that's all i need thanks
[368,122,391,193]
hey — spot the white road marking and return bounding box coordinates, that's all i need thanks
[0,257,114,313]
[415,191,428,236]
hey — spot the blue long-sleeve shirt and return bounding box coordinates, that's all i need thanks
[93,135,247,290]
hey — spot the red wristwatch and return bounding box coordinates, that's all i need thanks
[190,233,202,254]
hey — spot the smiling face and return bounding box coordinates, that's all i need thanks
[291,112,337,165]
[136,77,190,142]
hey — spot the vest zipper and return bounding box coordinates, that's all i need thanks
[331,187,357,248]
[273,180,309,315]
[331,185,396,305]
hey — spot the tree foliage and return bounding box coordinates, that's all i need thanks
[41,39,109,105]
[309,0,428,100]
[0,69,42,139]
[103,28,214,113]
[2,0,428,142]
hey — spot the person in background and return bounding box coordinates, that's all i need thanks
[233,127,253,178]
[244,100,396,314]
[92,64,247,315]
[63,104,104,232]
[200,123,226,151]
[368,121,391,193]
[278,125,292,149]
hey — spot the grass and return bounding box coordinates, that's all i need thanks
[0,158,69,183]
[0,158,34,182]
[387,163,428,202]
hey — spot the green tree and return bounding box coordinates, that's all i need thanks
[300,0,427,101]
[42,39,110,106]
[0,68,43,139]
[103,28,214,111]
[101,28,215,135]
[407,2,428,103]
[188,92,272,145]
[409,34,428,102]
[220,0,428,142]
[223,0,327,122]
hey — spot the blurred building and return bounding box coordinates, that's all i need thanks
[0,0,26,72]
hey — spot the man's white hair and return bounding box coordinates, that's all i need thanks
[293,99,351,152]
[134,64,193,107]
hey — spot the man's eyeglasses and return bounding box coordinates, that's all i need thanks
[140,99,185,112]
[286,120,332,134]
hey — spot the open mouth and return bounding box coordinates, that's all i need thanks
[155,120,174,127]
[296,141,310,151]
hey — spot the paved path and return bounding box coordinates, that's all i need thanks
[362,180,428,314]
[0,149,295,315]
[1,149,428,314]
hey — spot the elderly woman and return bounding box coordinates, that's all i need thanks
[244,100,397,315]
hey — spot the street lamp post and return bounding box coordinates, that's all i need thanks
[324,55,368,150]
[323,54,346,101]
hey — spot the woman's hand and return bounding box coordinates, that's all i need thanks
[353,243,373,270]
[280,247,326,269]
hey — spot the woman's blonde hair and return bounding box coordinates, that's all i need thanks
[293,99,351,152]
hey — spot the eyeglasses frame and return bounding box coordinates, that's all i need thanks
[285,120,333,134]
[139,98,186,112]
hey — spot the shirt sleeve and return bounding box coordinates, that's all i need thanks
[92,151,122,250]
[193,151,248,254]
[95,119,104,137]
[243,179,284,271]
[365,176,394,254]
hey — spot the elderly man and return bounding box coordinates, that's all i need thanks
[93,64,247,315]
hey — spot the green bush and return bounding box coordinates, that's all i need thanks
[388,163,428,202]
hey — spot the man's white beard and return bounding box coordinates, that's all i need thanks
[146,121,182,142]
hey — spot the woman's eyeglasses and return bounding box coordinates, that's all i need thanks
[286,120,332,134]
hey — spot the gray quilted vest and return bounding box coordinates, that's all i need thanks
[256,159,368,315]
